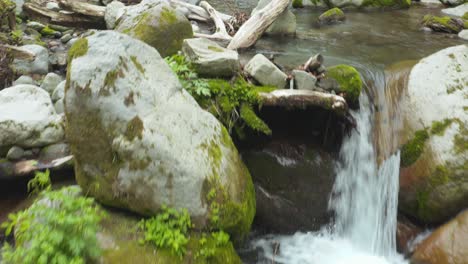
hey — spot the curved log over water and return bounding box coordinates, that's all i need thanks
[258,89,348,116]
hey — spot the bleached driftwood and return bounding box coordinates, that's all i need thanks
[194,1,232,41]
[58,0,106,17]
[169,0,232,23]
[258,89,348,116]
[227,0,289,50]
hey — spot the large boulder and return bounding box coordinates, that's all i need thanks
[252,0,296,35]
[182,38,240,78]
[114,0,193,57]
[398,45,468,224]
[0,84,64,149]
[411,210,468,264]
[64,31,255,240]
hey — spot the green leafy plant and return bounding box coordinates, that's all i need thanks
[138,206,192,258]
[165,54,275,138]
[27,169,51,195]
[1,186,104,264]
[195,231,230,260]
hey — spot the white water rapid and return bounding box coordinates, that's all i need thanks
[254,89,407,264]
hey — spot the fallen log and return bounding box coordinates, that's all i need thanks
[194,1,232,42]
[258,89,348,116]
[169,0,232,22]
[23,0,106,28]
[227,0,289,50]
[58,0,106,17]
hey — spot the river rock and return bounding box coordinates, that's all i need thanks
[6,146,24,161]
[459,29,468,40]
[245,54,287,89]
[12,44,49,75]
[104,0,125,29]
[422,15,464,34]
[440,0,466,6]
[293,70,318,90]
[54,99,64,114]
[39,142,70,161]
[325,64,362,108]
[0,84,64,149]
[52,80,65,102]
[398,45,468,224]
[411,210,468,264]
[13,75,35,86]
[318,7,346,25]
[182,38,240,78]
[442,3,468,17]
[65,31,255,240]
[114,0,193,57]
[40,72,63,95]
[252,0,296,35]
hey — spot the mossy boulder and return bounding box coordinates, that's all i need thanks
[398,45,468,224]
[65,31,255,241]
[115,0,193,57]
[318,8,345,25]
[422,15,464,34]
[100,208,242,264]
[325,64,362,108]
[411,210,468,264]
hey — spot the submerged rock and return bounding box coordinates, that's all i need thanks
[398,45,468,224]
[318,7,346,25]
[422,15,464,34]
[0,84,64,149]
[182,38,240,78]
[412,210,468,264]
[244,54,287,89]
[65,31,255,241]
[114,0,193,57]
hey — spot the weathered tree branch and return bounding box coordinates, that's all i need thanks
[258,89,348,116]
[169,0,232,23]
[227,0,289,50]
[196,1,232,41]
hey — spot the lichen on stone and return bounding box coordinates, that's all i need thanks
[400,129,429,167]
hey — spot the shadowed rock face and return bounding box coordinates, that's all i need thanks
[65,31,254,241]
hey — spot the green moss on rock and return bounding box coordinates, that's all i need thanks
[326,64,362,107]
[292,0,304,8]
[422,15,463,34]
[240,104,272,135]
[318,8,345,24]
[431,118,454,136]
[400,129,429,167]
[40,26,57,37]
[0,0,15,16]
[126,7,193,57]
[362,0,410,8]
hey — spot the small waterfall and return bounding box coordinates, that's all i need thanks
[254,69,407,264]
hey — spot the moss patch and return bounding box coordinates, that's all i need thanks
[326,64,362,107]
[318,8,345,24]
[400,129,429,167]
[124,116,144,141]
[361,0,410,8]
[422,15,462,34]
[292,0,304,8]
[431,118,454,136]
[240,104,272,135]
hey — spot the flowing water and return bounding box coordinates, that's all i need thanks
[224,4,465,264]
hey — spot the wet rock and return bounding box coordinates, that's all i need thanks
[12,44,49,74]
[182,38,240,78]
[442,3,468,17]
[245,54,287,89]
[0,84,64,149]
[412,210,468,264]
[459,29,468,40]
[422,15,464,34]
[13,75,35,86]
[292,70,318,91]
[396,218,423,256]
[325,64,362,108]
[114,0,193,57]
[317,77,340,93]
[242,145,335,233]
[40,72,63,95]
[318,7,345,25]
[27,21,46,31]
[398,45,468,224]
[65,31,255,240]
[6,146,24,161]
[252,0,296,35]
